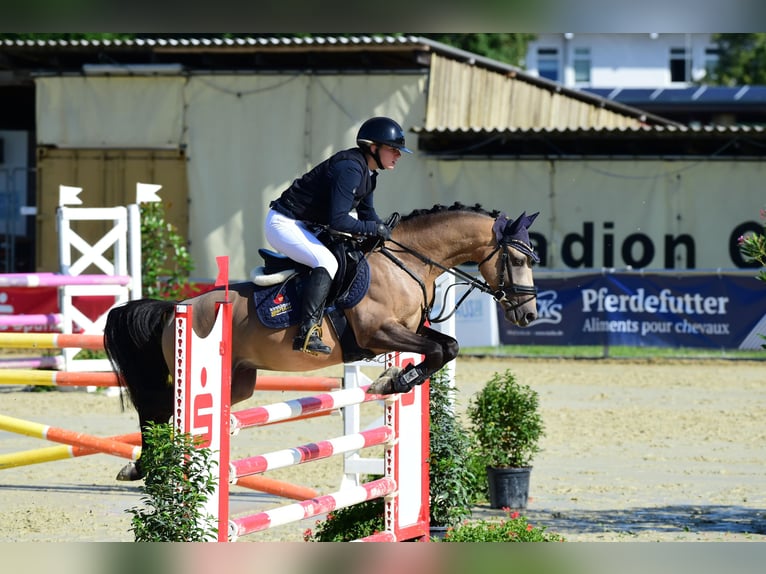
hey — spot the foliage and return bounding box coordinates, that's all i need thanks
[302,498,384,542]
[140,201,194,299]
[710,34,766,86]
[421,33,535,68]
[467,370,544,468]
[441,509,565,542]
[738,208,766,283]
[738,208,766,349]
[126,422,218,542]
[428,368,476,527]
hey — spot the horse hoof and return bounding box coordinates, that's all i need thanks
[116,461,142,481]
[367,367,403,395]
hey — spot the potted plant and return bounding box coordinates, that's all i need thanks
[428,367,476,537]
[466,369,545,510]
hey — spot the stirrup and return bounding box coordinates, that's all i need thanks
[293,324,331,355]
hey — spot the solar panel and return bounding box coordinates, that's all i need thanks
[582,85,766,106]
[737,86,766,102]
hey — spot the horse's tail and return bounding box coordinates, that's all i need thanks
[103,298,175,412]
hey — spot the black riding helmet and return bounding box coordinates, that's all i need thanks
[356,116,413,169]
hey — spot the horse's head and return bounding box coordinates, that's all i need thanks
[479,211,539,327]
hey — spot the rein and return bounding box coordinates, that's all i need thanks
[378,236,537,325]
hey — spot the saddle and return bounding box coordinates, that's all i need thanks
[250,230,377,362]
[251,228,375,300]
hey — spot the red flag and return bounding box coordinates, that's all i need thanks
[215,256,229,301]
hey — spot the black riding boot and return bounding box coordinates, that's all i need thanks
[293,267,333,355]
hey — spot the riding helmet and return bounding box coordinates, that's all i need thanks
[356,117,413,154]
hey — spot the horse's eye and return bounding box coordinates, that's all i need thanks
[512,257,525,267]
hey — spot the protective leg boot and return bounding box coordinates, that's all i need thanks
[293,267,333,355]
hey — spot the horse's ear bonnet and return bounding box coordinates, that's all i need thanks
[492,211,540,262]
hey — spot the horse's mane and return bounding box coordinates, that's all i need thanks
[399,202,501,222]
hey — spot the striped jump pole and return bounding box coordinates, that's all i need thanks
[0,333,104,350]
[0,313,63,328]
[231,385,385,432]
[174,292,429,542]
[0,432,141,470]
[0,369,338,391]
[0,370,119,387]
[0,414,141,462]
[0,356,64,370]
[0,273,131,288]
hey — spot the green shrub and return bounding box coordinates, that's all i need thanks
[429,367,476,527]
[126,422,218,541]
[303,498,384,542]
[442,509,565,542]
[140,201,194,299]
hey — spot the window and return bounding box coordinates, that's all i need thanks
[574,47,591,83]
[704,47,719,79]
[537,47,559,81]
[670,47,691,82]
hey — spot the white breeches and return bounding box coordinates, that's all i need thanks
[264,209,339,278]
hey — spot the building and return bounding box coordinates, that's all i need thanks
[0,35,764,281]
[525,33,766,127]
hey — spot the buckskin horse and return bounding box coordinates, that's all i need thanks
[103,202,540,480]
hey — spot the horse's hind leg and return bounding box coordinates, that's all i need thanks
[116,385,175,481]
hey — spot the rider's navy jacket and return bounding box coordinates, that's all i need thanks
[270,147,383,236]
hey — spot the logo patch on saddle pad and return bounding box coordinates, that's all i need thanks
[253,258,370,329]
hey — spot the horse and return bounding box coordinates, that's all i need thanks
[103,202,540,481]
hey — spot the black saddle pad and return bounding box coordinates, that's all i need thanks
[253,258,370,330]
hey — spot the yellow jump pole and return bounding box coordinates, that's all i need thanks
[0,432,141,470]
[0,414,140,461]
[0,370,119,387]
[0,333,104,350]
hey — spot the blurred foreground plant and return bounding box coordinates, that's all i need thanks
[442,508,565,542]
[126,422,218,541]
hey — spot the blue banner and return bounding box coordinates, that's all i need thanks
[498,273,766,349]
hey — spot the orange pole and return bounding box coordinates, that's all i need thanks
[233,475,319,501]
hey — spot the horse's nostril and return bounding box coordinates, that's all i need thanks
[525,312,537,323]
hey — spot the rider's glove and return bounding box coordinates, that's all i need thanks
[375,223,392,240]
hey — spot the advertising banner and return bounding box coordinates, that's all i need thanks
[498,273,766,350]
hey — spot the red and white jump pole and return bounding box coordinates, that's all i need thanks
[174,257,429,542]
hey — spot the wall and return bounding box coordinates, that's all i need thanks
[34,74,762,279]
[35,74,427,280]
[423,158,764,272]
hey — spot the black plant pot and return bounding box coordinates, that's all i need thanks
[486,466,531,510]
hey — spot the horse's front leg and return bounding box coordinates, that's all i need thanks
[366,324,459,395]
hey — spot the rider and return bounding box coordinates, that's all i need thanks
[265,116,413,355]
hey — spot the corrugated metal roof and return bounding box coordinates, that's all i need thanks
[424,53,662,131]
[0,34,678,129]
[0,34,423,50]
[414,124,766,135]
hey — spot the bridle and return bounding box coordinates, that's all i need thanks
[377,232,538,325]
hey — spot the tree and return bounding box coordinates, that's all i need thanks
[421,34,534,68]
[710,33,766,86]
